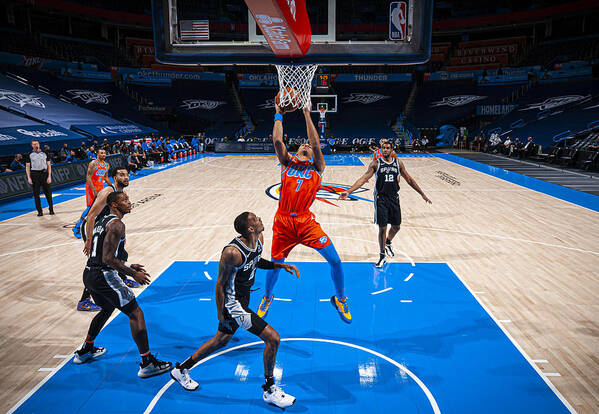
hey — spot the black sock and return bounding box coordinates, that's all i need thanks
[379,252,385,258]
[78,340,94,354]
[262,375,275,392]
[141,351,152,364]
[179,356,196,370]
[79,288,91,303]
[386,240,391,245]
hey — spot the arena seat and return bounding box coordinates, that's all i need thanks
[480,80,599,146]
[327,81,411,137]
[129,79,242,136]
[0,66,175,136]
[413,80,519,128]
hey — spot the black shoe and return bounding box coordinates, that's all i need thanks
[49,210,55,215]
[375,255,387,268]
[138,354,172,378]
[37,212,43,216]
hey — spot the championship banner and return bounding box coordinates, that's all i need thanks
[0,154,126,201]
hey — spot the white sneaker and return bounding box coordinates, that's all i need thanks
[73,346,106,364]
[375,255,387,268]
[385,243,395,257]
[170,364,199,391]
[138,354,172,378]
[263,385,296,408]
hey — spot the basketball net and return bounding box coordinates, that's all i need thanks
[318,105,327,120]
[275,64,318,109]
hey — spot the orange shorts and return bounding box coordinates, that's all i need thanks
[271,210,332,259]
[86,183,103,206]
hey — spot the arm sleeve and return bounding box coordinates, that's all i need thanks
[256,258,275,270]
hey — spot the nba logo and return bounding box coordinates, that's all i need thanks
[389,2,407,41]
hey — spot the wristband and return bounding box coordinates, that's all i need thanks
[274,113,283,122]
[124,261,131,268]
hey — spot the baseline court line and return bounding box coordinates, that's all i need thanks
[6,260,177,414]
[447,263,576,413]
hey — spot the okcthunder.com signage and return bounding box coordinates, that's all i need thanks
[266,183,372,207]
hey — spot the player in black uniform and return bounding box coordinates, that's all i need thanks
[170,212,300,409]
[73,191,172,378]
[340,140,431,267]
[76,167,139,312]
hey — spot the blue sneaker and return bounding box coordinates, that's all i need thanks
[77,299,100,312]
[125,278,141,288]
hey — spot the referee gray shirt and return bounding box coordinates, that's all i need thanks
[29,152,48,171]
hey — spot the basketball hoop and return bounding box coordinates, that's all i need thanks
[317,103,327,120]
[275,64,318,110]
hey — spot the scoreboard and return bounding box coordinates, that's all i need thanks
[316,74,330,88]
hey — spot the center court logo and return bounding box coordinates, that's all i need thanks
[266,183,371,207]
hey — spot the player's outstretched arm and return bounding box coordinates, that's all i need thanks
[398,161,432,204]
[272,104,291,168]
[257,258,300,278]
[339,159,377,199]
[303,106,325,173]
[83,187,112,255]
[216,247,243,321]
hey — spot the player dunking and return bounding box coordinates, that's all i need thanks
[340,140,431,267]
[73,148,111,238]
[73,191,172,378]
[170,212,299,408]
[256,102,351,323]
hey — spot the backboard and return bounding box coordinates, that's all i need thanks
[152,0,432,66]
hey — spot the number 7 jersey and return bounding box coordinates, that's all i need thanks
[278,156,322,215]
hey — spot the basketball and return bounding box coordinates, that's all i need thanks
[275,87,300,112]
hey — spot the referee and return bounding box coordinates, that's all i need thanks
[25,139,54,216]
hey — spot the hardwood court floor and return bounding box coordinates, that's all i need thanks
[0,154,597,413]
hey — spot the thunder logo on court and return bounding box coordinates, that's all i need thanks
[266,183,372,207]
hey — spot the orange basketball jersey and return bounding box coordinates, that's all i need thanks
[90,160,108,189]
[278,156,322,215]
[85,160,108,206]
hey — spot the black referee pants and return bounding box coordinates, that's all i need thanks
[31,170,53,214]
